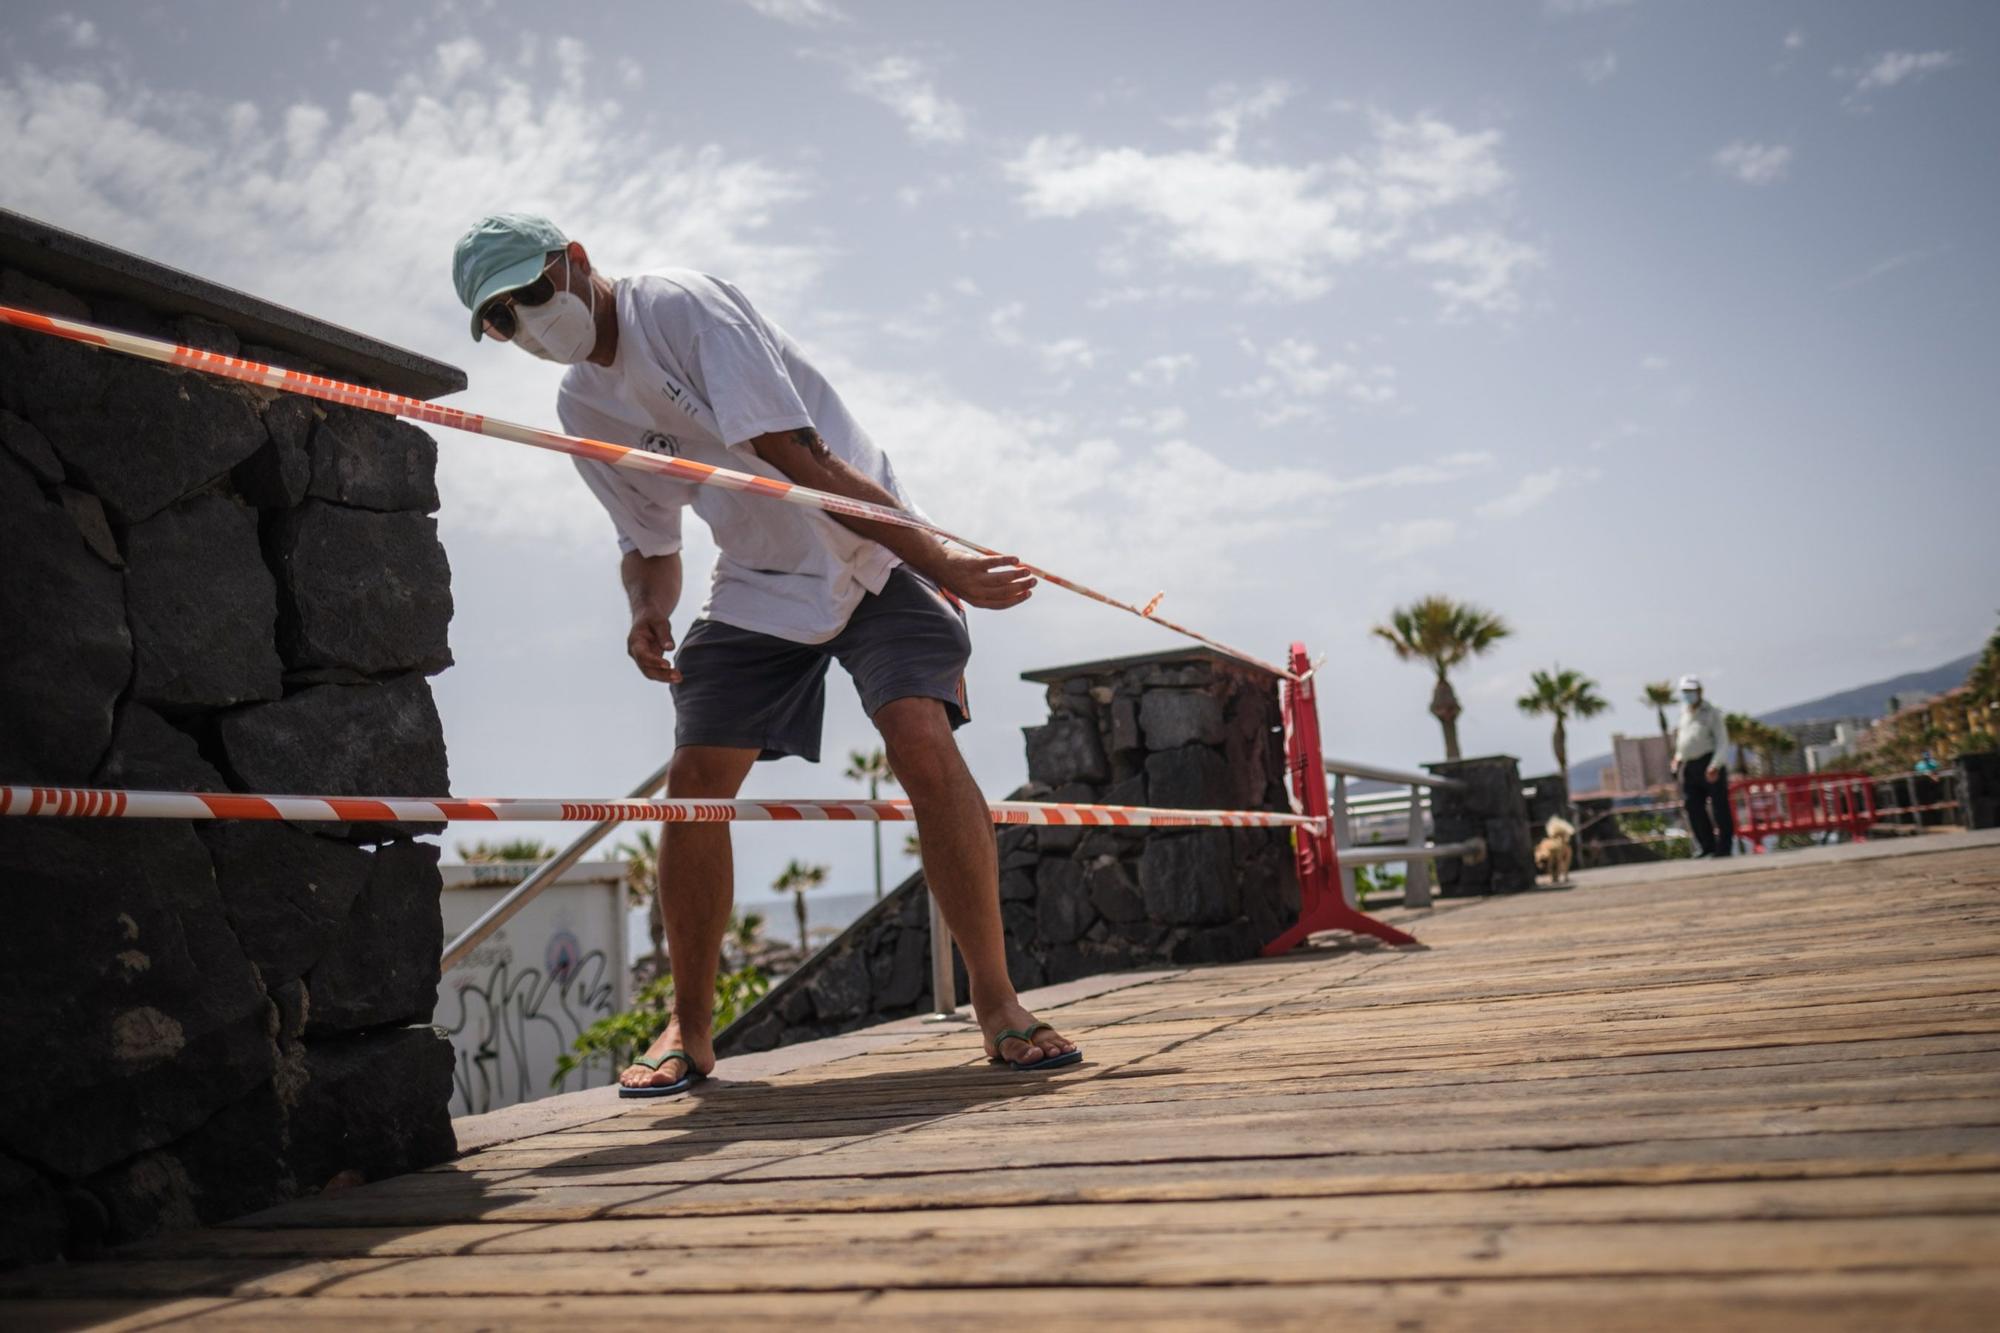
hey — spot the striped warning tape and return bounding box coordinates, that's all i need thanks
[0,304,1294,681]
[0,785,1319,832]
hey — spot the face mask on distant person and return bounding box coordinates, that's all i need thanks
[1682,690,1699,703]
[511,253,596,363]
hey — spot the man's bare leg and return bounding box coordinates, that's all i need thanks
[618,744,760,1091]
[874,696,1078,1067]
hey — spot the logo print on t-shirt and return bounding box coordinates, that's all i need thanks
[640,430,681,457]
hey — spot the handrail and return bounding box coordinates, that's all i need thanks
[439,757,672,972]
[1341,837,1485,867]
[1324,757,1464,790]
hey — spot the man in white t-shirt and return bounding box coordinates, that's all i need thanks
[452,214,1078,1093]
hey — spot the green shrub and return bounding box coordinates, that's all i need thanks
[551,964,770,1087]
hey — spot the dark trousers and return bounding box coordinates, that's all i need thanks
[1681,753,1734,856]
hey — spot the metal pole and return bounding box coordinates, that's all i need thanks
[923,888,962,1021]
[1333,773,1357,908]
[1403,782,1433,908]
[439,757,673,973]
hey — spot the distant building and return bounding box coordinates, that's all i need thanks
[1606,733,1673,793]
[1795,719,1871,773]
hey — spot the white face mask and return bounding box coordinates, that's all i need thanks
[511,253,597,363]
[1682,691,1700,703]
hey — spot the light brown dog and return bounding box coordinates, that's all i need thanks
[1534,815,1576,886]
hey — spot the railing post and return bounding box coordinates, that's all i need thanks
[924,888,961,1021]
[1332,773,1357,908]
[1403,782,1433,908]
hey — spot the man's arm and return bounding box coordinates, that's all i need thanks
[1708,707,1728,777]
[621,549,684,684]
[747,427,1034,610]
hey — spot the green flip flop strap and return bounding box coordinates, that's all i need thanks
[634,1049,692,1072]
[993,1023,1051,1048]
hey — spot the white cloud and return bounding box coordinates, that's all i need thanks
[1407,231,1544,315]
[1580,51,1618,85]
[1362,518,1459,564]
[1129,353,1196,388]
[1712,140,1792,186]
[1005,105,1535,309]
[737,0,849,26]
[1544,0,1635,14]
[0,47,822,548]
[1228,337,1397,423]
[1173,79,1295,152]
[1118,405,1190,434]
[1038,336,1097,374]
[1783,30,1805,52]
[987,301,1025,345]
[1476,466,1573,519]
[1640,353,1669,370]
[1333,452,1495,495]
[1847,50,1959,94]
[433,36,484,83]
[48,13,98,48]
[839,54,968,145]
[1832,248,1936,293]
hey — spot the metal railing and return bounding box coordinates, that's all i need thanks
[440,758,671,972]
[1322,758,1469,909]
[439,757,967,1021]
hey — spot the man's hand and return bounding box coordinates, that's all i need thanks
[1706,765,1721,783]
[1671,758,1681,775]
[627,611,682,684]
[926,549,1037,610]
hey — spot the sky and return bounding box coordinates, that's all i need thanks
[4,0,1996,908]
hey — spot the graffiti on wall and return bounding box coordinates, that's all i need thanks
[437,931,617,1117]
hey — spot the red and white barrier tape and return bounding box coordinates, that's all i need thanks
[0,785,1319,832]
[0,304,1293,681]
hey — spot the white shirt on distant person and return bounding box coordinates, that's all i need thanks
[1675,700,1730,766]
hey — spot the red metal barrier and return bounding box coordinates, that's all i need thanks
[1728,772,1877,849]
[1262,643,1418,954]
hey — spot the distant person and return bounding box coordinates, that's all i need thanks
[1914,750,1941,776]
[450,214,1079,1095]
[1673,675,1735,859]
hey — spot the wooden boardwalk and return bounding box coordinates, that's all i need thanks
[9,838,2000,1330]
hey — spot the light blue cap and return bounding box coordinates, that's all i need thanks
[452,213,568,340]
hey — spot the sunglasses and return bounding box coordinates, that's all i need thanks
[479,259,560,340]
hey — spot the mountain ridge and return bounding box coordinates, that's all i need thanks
[1569,647,1981,789]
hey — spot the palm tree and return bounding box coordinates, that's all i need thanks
[724,909,767,970]
[773,859,829,954]
[844,747,900,900]
[1372,596,1513,760]
[1641,681,1676,743]
[614,830,667,980]
[1756,723,1798,775]
[1724,713,1756,773]
[1516,666,1609,779]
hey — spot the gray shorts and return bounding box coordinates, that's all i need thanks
[671,567,971,763]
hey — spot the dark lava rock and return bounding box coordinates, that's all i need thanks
[271,502,452,676]
[125,492,282,712]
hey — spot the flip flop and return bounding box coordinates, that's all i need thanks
[618,1049,708,1098]
[989,1022,1084,1073]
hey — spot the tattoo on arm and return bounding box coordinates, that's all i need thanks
[792,427,832,464]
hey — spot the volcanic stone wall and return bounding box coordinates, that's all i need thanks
[720,648,1300,1054]
[0,225,463,1267]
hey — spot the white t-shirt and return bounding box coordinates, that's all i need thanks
[558,272,922,644]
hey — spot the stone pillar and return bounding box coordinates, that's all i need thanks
[0,209,464,1266]
[718,648,1301,1056]
[1957,750,2000,831]
[1426,755,1534,895]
